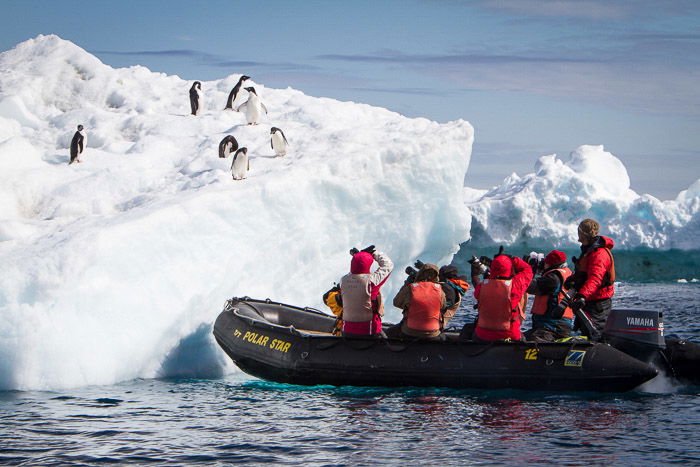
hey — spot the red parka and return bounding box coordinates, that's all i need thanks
[577,236,615,301]
[474,255,533,341]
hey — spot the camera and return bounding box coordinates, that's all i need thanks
[525,252,546,274]
[468,255,491,277]
[404,260,425,284]
[349,245,375,256]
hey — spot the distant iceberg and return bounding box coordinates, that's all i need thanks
[466,145,700,250]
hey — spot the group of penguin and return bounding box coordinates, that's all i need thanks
[189,75,289,181]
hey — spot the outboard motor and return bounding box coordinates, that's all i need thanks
[602,309,667,370]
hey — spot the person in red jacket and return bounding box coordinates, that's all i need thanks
[473,252,533,342]
[569,219,616,338]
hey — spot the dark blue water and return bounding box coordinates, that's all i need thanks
[2,282,699,465]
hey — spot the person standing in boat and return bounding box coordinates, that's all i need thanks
[392,263,447,340]
[472,251,533,342]
[339,245,393,337]
[524,250,574,342]
[567,218,616,339]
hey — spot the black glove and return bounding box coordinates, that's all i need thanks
[349,247,359,256]
[571,295,586,311]
[563,275,574,289]
[361,245,376,255]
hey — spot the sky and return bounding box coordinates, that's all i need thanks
[1,0,699,200]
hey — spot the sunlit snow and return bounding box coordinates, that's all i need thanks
[466,145,700,249]
[0,35,473,389]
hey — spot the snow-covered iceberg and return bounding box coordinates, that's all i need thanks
[466,145,700,250]
[0,35,474,390]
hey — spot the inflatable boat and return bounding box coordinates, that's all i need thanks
[213,297,674,393]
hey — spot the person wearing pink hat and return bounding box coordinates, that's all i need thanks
[339,245,393,337]
[472,250,533,342]
[524,250,574,342]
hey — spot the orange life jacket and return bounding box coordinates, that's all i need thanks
[406,282,443,332]
[531,267,573,319]
[477,279,524,332]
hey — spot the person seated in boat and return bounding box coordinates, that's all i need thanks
[438,265,469,328]
[523,250,574,342]
[566,219,616,339]
[339,245,393,337]
[322,283,343,335]
[391,263,447,340]
[472,250,533,342]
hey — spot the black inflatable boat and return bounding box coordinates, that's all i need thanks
[213,297,673,392]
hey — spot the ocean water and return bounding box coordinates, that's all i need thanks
[2,281,699,466]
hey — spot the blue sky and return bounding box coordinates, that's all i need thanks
[2,0,699,199]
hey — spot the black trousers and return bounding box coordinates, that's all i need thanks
[575,298,612,339]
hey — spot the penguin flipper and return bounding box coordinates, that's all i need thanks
[237,102,247,112]
[225,89,235,109]
[261,103,268,114]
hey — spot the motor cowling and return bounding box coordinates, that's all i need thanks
[602,309,665,366]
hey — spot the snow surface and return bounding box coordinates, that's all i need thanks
[467,145,700,249]
[0,36,473,390]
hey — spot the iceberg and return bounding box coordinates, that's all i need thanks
[0,36,474,390]
[466,145,700,250]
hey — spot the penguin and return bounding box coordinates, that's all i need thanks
[218,135,239,158]
[236,87,267,125]
[224,75,250,110]
[270,127,288,157]
[230,147,249,180]
[69,124,86,164]
[189,81,202,116]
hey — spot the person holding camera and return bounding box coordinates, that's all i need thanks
[524,250,574,342]
[567,219,616,338]
[339,245,393,337]
[392,263,447,340]
[438,265,469,328]
[472,251,533,342]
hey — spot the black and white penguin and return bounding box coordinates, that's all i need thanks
[231,147,249,180]
[69,124,86,164]
[189,81,202,116]
[236,87,267,125]
[224,75,250,110]
[218,135,239,158]
[270,127,288,157]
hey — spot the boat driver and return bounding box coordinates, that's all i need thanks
[567,218,616,339]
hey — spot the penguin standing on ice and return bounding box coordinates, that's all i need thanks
[224,75,250,110]
[69,124,86,164]
[236,87,267,125]
[189,81,202,116]
[231,147,249,180]
[270,127,288,157]
[218,135,239,158]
